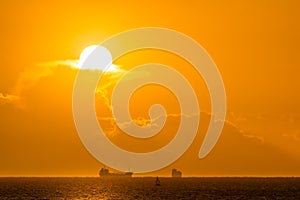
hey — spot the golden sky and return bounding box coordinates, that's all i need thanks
[0,0,300,176]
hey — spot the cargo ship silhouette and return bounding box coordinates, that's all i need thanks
[172,169,182,177]
[99,168,133,177]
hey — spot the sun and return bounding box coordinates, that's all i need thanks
[77,45,118,72]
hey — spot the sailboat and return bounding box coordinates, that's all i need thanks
[155,176,161,186]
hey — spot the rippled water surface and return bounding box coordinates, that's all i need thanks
[0,177,299,199]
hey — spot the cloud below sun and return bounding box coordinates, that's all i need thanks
[37,45,123,73]
[1,51,300,176]
[0,42,300,177]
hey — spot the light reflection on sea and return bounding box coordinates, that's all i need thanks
[0,177,299,199]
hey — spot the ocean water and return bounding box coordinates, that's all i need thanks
[0,177,299,199]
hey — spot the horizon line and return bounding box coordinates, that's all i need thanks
[1,175,300,178]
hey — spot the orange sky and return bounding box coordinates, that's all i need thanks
[0,0,300,176]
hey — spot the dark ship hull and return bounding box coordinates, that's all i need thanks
[172,169,182,178]
[99,168,133,177]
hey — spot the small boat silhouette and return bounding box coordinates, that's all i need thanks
[155,176,161,186]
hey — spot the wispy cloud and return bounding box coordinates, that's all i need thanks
[0,61,74,107]
[36,60,79,69]
[37,59,123,72]
[0,93,19,105]
[282,130,300,142]
[14,62,57,97]
[11,59,124,108]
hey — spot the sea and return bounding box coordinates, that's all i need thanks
[0,177,299,199]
